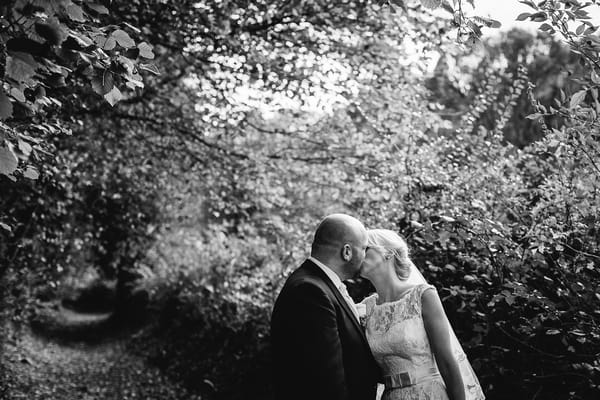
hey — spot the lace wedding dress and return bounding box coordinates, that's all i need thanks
[363,284,485,400]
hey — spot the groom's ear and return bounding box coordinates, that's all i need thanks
[341,244,352,262]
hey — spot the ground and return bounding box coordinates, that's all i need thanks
[0,306,200,400]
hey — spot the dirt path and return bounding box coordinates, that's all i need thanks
[1,317,200,400]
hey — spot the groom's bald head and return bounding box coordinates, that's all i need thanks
[310,214,368,279]
[312,214,365,249]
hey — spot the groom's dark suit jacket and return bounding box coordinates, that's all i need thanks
[270,259,381,400]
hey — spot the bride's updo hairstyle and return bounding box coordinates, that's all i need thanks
[367,229,411,280]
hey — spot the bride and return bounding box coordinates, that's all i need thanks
[358,229,485,400]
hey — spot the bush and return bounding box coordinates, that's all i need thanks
[0,144,160,323]
[134,225,282,400]
[393,143,600,400]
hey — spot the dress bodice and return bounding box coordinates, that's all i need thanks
[363,284,449,400]
[362,283,485,400]
[363,284,438,378]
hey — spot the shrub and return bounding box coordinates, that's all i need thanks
[0,147,160,323]
[135,225,282,400]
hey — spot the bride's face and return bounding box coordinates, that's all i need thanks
[360,245,387,279]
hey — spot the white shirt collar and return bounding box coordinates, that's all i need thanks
[308,257,361,321]
[308,256,344,288]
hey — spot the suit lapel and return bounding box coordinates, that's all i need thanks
[303,260,370,347]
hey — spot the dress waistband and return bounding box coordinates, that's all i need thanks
[383,367,441,389]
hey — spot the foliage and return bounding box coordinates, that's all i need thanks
[133,225,280,400]
[0,124,161,321]
[393,126,600,398]
[0,0,156,184]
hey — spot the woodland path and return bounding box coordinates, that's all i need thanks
[0,306,199,400]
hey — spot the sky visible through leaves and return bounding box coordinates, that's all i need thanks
[473,0,600,34]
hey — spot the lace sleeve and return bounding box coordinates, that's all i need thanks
[414,283,437,310]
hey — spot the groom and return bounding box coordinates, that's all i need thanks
[270,213,380,400]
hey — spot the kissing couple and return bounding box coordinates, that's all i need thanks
[271,213,485,400]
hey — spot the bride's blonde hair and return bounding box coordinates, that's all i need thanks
[367,229,411,280]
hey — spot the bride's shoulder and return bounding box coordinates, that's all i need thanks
[402,283,435,293]
[414,282,437,293]
[418,282,436,289]
[405,283,437,302]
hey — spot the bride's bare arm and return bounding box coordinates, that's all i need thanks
[421,288,466,400]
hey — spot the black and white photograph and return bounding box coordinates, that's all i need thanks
[1,1,599,399]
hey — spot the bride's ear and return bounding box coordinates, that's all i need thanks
[341,244,352,262]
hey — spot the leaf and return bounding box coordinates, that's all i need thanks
[0,90,14,120]
[570,90,587,109]
[488,19,502,28]
[10,87,26,103]
[91,71,114,95]
[112,29,135,48]
[410,221,424,229]
[103,36,117,51]
[125,80,144,90]
[138,63,160,75]
[546,329,560,335]
[574,9,590,19]
[0,222,11,232]
[439,215,455,223]
[516,12,531,21]
[526,113,543,120]
[66,4,86,22]
[23,166,39,180]
[47,73,66,88]
[477,17,501,29]
[104,86,123,106]
[440,1,453,14]
[0,146,18,176]
[137,42,155,59]
[117,55,135,73]
[518,0,537,10]
[35,22,63,45]
[5,55,37,83]
[389,0,408,12]
[70,33,94,48]
[576,24,586,35]
[17,139,32,156]
[86,3,109,14]
[420,0,442,9]
[125,72,144,89]
[444,264,456,271]
[528,12,547,23]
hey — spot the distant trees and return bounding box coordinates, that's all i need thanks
[0,0,450,318]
